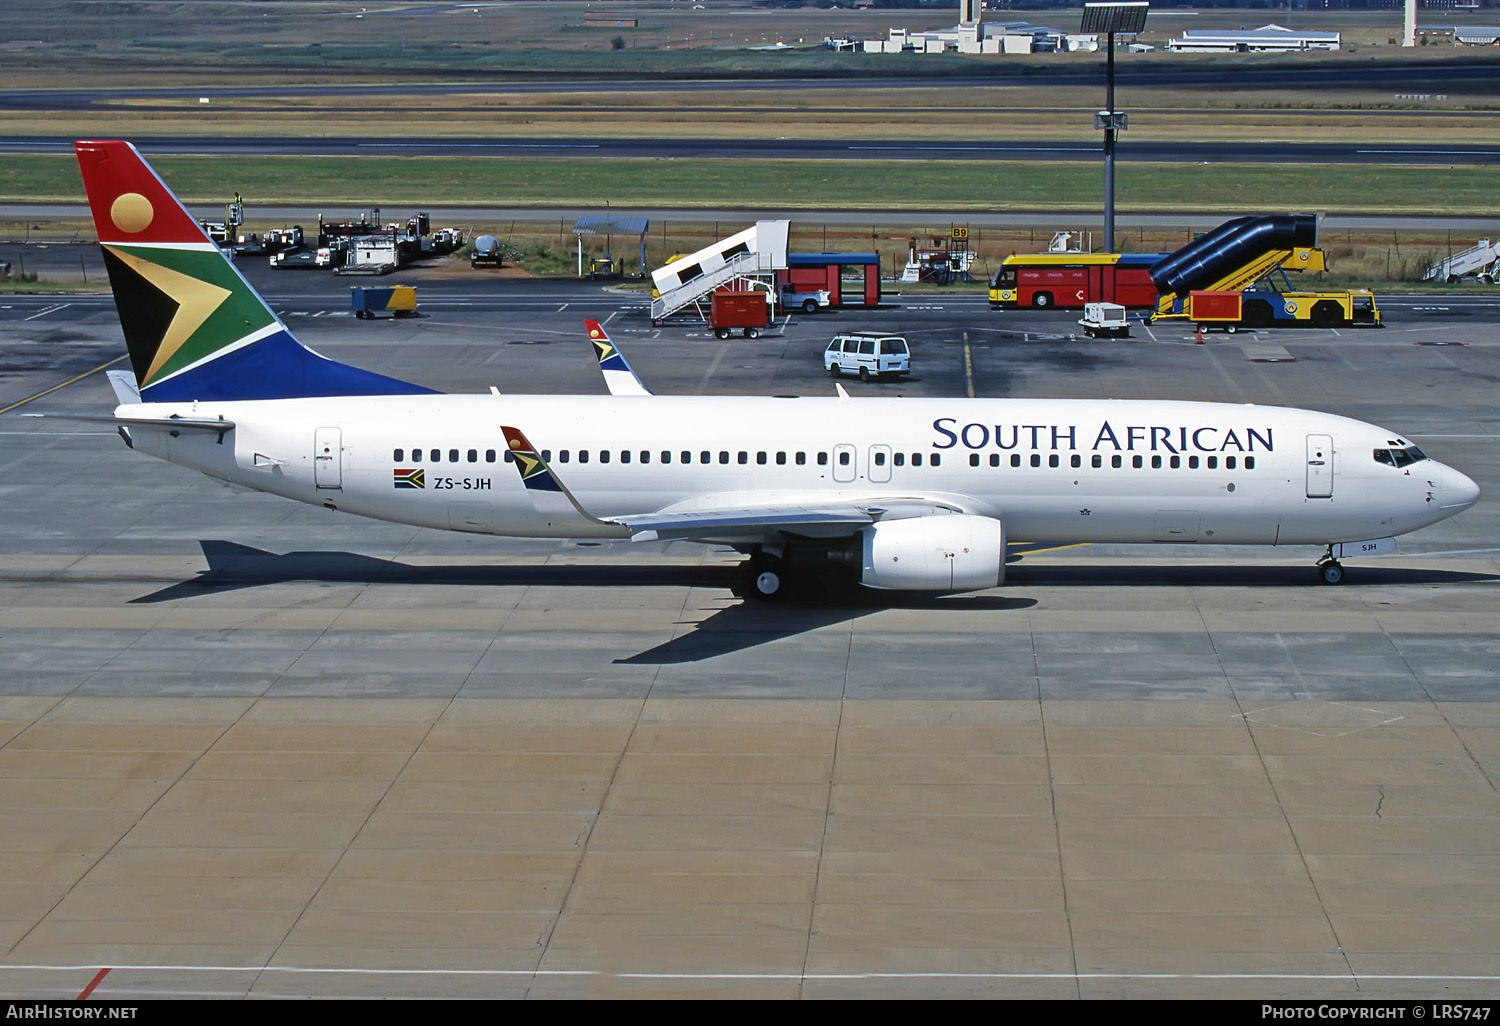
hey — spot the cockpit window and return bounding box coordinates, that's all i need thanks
[1374,446,1427,468]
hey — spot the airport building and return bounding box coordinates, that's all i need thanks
[860,22,1108,55]
[1165,24,1342,52]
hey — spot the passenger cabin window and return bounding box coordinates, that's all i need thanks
[796,452,806,465]
[912,453,923,467]
[579,450,589,464]
[894,453,905,467]
[449,450,459,463]
[411,448,422,463]
[467,449,478,463]
[1012,454,1022,468]
[838,451,850,466]
[393,449,404,461]
[430,449,440,462]
[818,452,828,466]
[931,454,941,467]
[600,451,610,464]
[990,454,1000,468]
[969,454,980,467]
[559,450,570,463]
[486,450,497,463]
[620,451,630,464]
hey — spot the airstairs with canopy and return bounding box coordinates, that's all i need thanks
[650,220,789,323]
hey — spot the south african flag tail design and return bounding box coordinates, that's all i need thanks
[584,319,651,397]
[75,141,436,403]
[500,425,614,532]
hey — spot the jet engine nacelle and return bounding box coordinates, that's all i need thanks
[859,514,1005,592]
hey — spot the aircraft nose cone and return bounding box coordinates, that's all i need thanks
[1441,465,1481,511]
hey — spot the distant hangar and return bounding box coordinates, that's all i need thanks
[1165,24,1341,53]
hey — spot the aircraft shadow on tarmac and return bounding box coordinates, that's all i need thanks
[127,541,1494,663]
[129,540,1037,663]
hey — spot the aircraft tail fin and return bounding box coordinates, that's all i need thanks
[74,140,434,402]
[585,319,651,396]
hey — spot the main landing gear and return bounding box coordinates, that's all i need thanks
[747,552,785,600]
[1316,547,1345,585]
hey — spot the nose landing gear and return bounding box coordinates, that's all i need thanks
[1316,547,1345,585]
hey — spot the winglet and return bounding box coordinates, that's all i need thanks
[500,425,622,533]
[585,319,651,397]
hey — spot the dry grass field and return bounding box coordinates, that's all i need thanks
[2,2,1495,282]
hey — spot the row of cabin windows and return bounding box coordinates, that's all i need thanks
[390,448,946,468]
[395,448,500,464]
[966,452,1255,471]
[389,447,1244,473]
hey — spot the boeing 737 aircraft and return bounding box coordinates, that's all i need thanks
[70,140,1479,598]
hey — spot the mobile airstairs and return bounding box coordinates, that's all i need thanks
[650,220,789,323]
[1423,240,1499,284]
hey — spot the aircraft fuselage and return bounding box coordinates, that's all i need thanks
[124,394,1476,549]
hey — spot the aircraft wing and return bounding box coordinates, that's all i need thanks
[611,506,874,542]
[500,424,971,543]
[608,496,971,543]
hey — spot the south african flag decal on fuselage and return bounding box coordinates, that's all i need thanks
[394,468,425,489]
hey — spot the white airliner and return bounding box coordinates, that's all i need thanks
[70,140,1479,597]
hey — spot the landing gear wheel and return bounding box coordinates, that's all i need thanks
[747,555,786,601]
[1317,559,1344,585]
